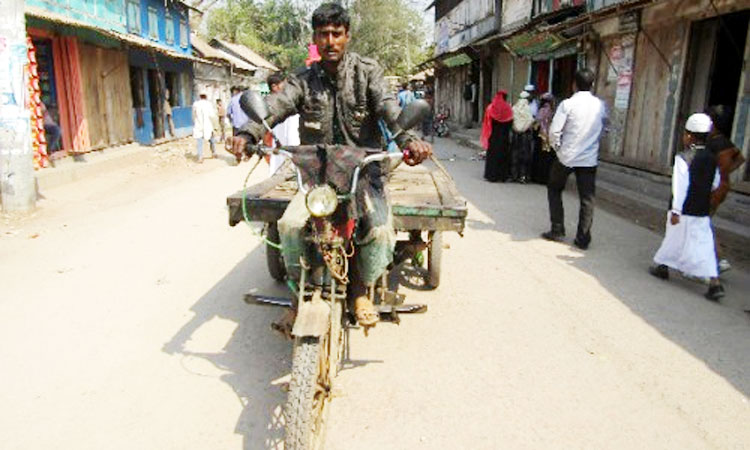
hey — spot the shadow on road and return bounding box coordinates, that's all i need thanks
[163,245,291,450]
[446,145,750,399]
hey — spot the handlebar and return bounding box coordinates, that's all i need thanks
[253,145,405,196]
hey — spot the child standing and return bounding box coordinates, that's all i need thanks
[649,113,724,301]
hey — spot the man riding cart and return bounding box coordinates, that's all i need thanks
[230,3,433,332]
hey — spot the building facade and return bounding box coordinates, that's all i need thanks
[429,0,750,243]
[24,0,197,165]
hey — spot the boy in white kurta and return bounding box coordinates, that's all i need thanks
[650,113,723,301]
[192,93,216,163]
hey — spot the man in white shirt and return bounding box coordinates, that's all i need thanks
[192,93,217,163]
[266,73,300,176]
[542,69,607,249]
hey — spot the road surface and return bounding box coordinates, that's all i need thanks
[1,139,748,449]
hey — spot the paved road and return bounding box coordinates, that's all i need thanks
[0,139,748,449]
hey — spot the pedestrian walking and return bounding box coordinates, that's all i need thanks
[216,98,227,142]
[192,93,216,163]
[480,89,513,182]
[649,113,724,301]
[228,86,249,136]
[266,72,300,176]
[398,82,415,108]
[531,93,556,184]
[525,84,538,118]
[541,69,607,249]
[512,91,535,183]
[705,105,746,273]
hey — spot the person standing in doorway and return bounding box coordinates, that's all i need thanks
[649,113,724,301]
[216,98,227,142]
[480,89,513,182]
[164,90,176,138]
[192,93,216,163]
[265,72,300,176]
[541,69,607,250]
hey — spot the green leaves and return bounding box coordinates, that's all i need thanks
[205,0,429,76]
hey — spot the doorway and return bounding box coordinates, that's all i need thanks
[148,69,165,140]
[678,10,749,152]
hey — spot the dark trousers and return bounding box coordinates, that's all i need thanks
[512,130,534,180]
[547,159,597,244]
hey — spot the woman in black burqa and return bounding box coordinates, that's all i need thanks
[481,89,514,182]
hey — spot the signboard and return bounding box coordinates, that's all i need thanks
[502,0,532,31]
[435,0,496,56]
[535,0,585,17]
[586,0,632,12]
[504,31,566,57]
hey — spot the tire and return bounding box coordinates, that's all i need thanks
[284,300,343,450]
[285,337,325,450]
[427,231,442,289]
[266,222,286,282]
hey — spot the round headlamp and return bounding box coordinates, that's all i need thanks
[305,185,339,217]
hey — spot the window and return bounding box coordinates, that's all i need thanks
[147,6,159,40]
[165,12,175,45]
[126,0,140,33]
[179,19,188,48]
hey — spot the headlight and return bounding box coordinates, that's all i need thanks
[305,185,338,217]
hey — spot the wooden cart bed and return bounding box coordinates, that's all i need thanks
[227,164,467,233]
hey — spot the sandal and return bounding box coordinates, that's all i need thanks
[354,296,379,332]
[270,309,296,340]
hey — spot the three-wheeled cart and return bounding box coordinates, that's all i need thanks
[227,163,467,289]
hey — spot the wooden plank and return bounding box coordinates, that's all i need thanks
[227,163,467,227]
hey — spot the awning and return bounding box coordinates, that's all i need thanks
[26,6,200,62]
[442,53,473,67]
[504,31,567,57]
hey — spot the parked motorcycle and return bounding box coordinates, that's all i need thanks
[433,104,450,137]
[241,93,432,449]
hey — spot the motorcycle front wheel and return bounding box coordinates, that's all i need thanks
[284,300,343,450]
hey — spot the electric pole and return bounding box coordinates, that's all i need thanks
[0,0,35,213]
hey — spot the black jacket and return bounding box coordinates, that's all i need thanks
[239,52,415,149]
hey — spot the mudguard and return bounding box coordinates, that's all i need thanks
[291,290,331,337]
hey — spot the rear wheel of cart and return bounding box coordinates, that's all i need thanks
[427,231,442,289]
[266,222,286,282]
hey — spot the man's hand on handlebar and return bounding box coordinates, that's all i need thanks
[404,139,432,166]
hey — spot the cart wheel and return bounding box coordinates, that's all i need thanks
[266,222,286,282]
[427,231,442,289]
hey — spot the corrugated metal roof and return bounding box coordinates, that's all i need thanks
[26,6,199,62]
[210,38,279,71]
[191,33,256,72]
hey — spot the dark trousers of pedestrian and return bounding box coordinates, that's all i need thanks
[512,130,534,181]
[546,158,597,246]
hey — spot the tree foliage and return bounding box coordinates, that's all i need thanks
[206,0,310,71]
[349,0,429,77]
[204,0,429,76]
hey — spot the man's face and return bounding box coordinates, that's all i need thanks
[313,24,349,63]
[271,81,284,94]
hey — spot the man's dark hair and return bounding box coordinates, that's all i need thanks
[575,69,595,91]
[706,104,732,136]
[267,72,285,89]
[312,3,350,31]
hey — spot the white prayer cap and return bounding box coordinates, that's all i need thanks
[519,91,530,99]
[524,84,535,92]
[685,113,712,133]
